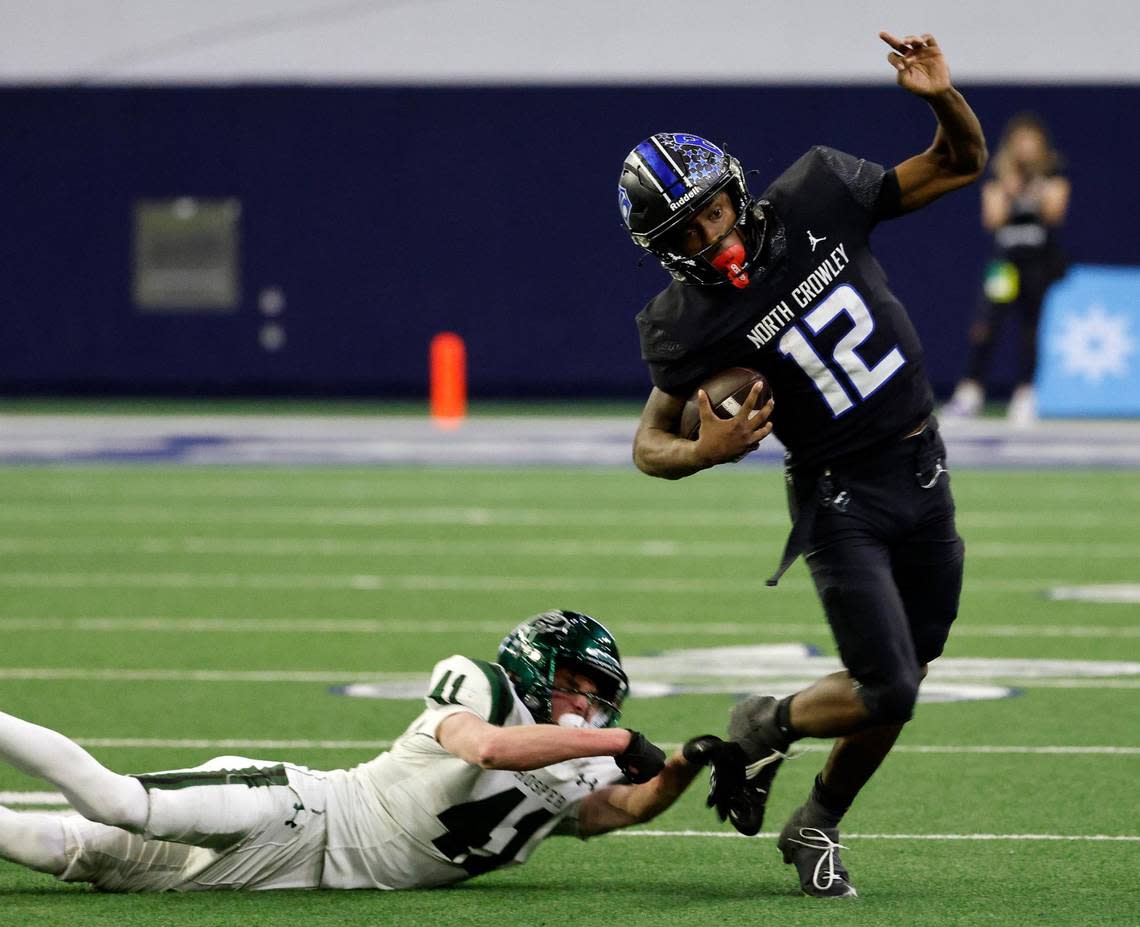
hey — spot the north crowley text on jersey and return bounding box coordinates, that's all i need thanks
[746,243,850,349]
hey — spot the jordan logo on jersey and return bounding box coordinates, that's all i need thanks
[807,230,827,252]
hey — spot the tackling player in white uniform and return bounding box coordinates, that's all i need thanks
[0,610,703,892]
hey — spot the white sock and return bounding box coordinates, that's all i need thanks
[0,806,68,875]
[0,712,148,831]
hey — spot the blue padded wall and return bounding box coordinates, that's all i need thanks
[2,84,1136,397]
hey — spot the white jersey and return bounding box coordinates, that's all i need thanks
[56,654,624,893]
[320,654,624,889]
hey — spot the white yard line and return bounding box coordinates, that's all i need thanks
[1,536,1138,560]
[0,667,392,683]
[0,616,1136,639]
[0,571,1115,594]
[881,745,1140,755]
[2,739,1135,813]
[0,668,425,682]
[0,505,1125,529]
[7,475,1128,502]
[1011,679,1140,689]
[612,830,1140,842]
[59,741,1140,755]
[0,505,794,528]
[0,792,1132,842]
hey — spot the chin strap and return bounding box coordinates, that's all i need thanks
[710,243,750,288]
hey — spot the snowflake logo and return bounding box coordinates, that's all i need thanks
[1050,303,1135,384]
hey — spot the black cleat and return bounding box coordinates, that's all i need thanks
[722,695,789,836]
[777,806,858,898]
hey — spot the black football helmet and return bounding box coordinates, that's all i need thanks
[497,609,629,727]
[618,132,762,286]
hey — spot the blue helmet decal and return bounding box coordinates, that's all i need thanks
[663,133,726,185]
[618,183,633,226]
[629,133,728,205]
[634,138,686,199]
[666,133,724,156]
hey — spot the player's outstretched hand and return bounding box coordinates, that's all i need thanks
[879,31,951,98]
[696,383,774,466]
[682,735,747,822]
[617,730,667,783]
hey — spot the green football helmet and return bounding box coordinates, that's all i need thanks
[497,610,629,728]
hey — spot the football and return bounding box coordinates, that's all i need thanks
[679,367,772,440]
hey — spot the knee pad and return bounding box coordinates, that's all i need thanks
[857,674,920,725]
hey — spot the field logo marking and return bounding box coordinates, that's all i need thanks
[334,644,1140,704]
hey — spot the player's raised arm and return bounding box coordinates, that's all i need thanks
[881,31,988,212]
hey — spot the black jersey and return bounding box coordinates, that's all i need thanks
[636,146,934,468]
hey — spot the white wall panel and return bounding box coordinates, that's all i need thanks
[1,0,1136,84]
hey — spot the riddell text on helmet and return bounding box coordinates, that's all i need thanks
[668,186,706,211]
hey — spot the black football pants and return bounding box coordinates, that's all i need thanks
[790,425,965,724]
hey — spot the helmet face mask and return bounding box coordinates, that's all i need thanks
[619,132,762,286]
[497,610,629,727]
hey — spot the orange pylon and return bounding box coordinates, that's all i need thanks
[430,332,467,428]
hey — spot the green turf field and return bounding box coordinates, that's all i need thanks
[0,465,1136,926]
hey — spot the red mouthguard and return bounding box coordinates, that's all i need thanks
[711,244,750,288]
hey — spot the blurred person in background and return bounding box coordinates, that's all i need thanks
[944,113,1070,425]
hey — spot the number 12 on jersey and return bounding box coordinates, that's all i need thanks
[778,284,905,417]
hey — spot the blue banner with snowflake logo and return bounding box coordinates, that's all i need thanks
[1036,265,1140,417]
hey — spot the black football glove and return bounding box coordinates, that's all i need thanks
[616,730,667,783]
[682,734,747,823]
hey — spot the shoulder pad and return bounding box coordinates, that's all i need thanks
[810,146,888,213]
[425,655,513,725]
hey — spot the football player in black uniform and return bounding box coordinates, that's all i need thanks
[618,33,987,897]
